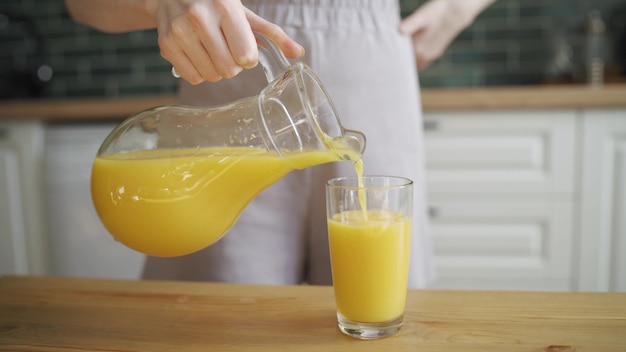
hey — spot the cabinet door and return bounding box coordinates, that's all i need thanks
[428,201,574,291]
[423,110,576,199]
[0,128,27,275]
[579,109,626,292]
[44,123,145,279]
[0,122,48,275]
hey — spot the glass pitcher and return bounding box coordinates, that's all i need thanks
[91,34,366,257]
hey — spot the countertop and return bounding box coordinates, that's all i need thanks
[0,85,625,121]
[1,276,625,351]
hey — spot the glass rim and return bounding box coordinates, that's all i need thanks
[326,175,413,190]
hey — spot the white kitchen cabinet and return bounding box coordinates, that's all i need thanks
[423,110,578,291]
[44,123,145,279]
[578,109,626,292]
[1,120,145,280]
[0,121,49,276]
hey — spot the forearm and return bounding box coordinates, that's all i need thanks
[459,0,497,26]
[65,0,156,33]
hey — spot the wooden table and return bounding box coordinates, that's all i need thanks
[1,276,625,351]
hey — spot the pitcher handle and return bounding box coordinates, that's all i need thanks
[255,33,291,83]
[170,33,291,82]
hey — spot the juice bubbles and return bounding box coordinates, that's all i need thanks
[91,147,340,257]
[328,209,412,323]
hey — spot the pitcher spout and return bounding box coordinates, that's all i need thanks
[344,128,367,156]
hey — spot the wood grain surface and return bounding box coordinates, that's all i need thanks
[1,276,625,351]
[419,84,626,111]
[1,85,624,121]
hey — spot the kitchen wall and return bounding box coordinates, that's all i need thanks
[1,0,625,99]
[401,0,626,87]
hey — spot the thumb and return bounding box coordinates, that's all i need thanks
[399,8,428,35]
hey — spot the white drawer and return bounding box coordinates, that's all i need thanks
[427,201,574,291]
[423,110,577,195]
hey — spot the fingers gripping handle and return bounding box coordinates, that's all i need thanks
[170,33,291,83]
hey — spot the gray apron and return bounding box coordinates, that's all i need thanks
[143,0,434,288]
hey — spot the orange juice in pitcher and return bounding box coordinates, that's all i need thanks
[92,145,359,257]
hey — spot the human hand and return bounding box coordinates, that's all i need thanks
[146,0,304,84]
[399,0,495,70]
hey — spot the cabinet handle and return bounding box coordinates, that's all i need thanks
[423,120,439,131]
[0,126,9,140]
[428,207,439,219]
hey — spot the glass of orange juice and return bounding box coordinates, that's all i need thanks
[326,176,413,340]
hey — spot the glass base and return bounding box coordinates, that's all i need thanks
[337,313,403,340]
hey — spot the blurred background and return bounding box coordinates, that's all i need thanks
[1,0,625,292]
[1,0,625,99]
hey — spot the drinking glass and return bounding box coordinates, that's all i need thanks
[326,176,413,339]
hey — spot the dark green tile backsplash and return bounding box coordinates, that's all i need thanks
[1,0,625,99]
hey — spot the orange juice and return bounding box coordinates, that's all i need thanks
[91,147,339,257]
[328,209,411,323]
